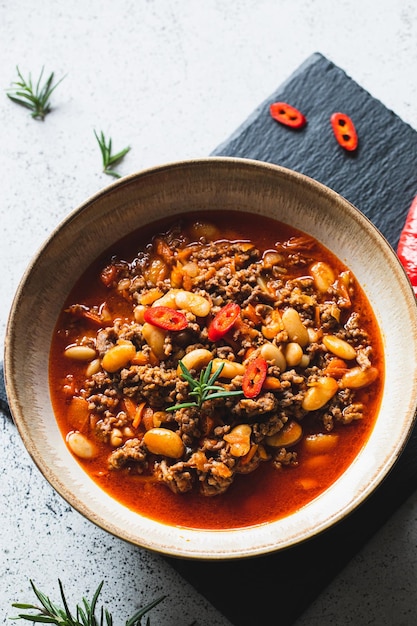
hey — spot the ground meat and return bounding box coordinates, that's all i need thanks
[197,458,235,497]
[108,438,148,471]
[233,392,278,418]
[252,414,287,441]
[96,327,119,355]
[58,221,381,499]
[174,407,201,445]
[119,365,180,407]
[356,347,372,368]
[272,448,298,469]
[339,403,364,424]
[87,389,120,414]
[154,459,194,494]
[344,312,368,337]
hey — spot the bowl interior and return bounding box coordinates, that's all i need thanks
[5,157,417,559]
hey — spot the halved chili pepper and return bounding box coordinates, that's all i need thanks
[242,357,268,398]
[397,194,417,296]
[144,306,188,331]
[330,112,358,151]
[207,302,241,342]
[269,102,307,129]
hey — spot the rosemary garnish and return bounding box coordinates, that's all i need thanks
[11,579,165,625]
[167,360,244,411]
[94,130,131,178]
[6,66,65,120]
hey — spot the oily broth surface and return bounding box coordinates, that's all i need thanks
[49,210,384,530]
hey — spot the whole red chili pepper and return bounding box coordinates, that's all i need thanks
[242,357,268,398]
[144,306,188,331]
[397,194,417,296]
[330,112,358,151]
[207,302,241,342]
[270,102,307,129]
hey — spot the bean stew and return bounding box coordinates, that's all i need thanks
[49,210,384,529]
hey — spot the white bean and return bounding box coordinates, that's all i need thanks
[302,376,338,411]
[281,308,309,347]
[67,431,98,459]
[339,366,379,389]
[175,290,211,317]
[259,342,286,371]
[179,348,213,373]
[133,304,147,323]
[142,322,167,360]
[152,289,180,309]
[285,342,303,367]
[102,340,136,372]
[304,433,339,454]
[85,358,101,377]
[323,334,356,360]
[212,358,245,378]
[64,345,96,361]
[110,428,123,447]
[143,428,184,458]
[310,261,335,293]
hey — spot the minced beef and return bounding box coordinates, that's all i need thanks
[59,220,381,498]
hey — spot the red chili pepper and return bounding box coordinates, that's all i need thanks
[242,357,268,398]
[144,306,188,331]
[397,194,417,296]
[207,302,241,342]
[269,102,307,129]
[330,112,358,151]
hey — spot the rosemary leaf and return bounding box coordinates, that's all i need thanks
[94,130,131,178]
[7,66,65,120]
[125,595,166,626]
[11,580,167,626]
[200,389,244,401]
[107,145,131,165]
[58,579,75,621]
[167,361,244,411]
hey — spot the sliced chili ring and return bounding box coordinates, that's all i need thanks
[207,302,241,342]
[144,306,188,331]
[242,357,268,398]
[330,112,358,151]
[270,102,307,129]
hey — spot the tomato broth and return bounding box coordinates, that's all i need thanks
[49,210,384,529]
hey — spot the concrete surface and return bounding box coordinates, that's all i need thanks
[1,1,417,624]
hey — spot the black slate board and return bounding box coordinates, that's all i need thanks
[2,52,417,626]
[165,53,417,625]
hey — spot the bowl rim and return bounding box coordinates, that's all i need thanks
[5,156,417,559]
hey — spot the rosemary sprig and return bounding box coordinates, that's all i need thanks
[94,130,131,178]
[11,579,165,625]
[167,360,244,412]
[6,66,65,120]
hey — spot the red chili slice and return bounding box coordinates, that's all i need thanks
[397,194,417,296]
[270,102,307,129]
[330,112,358,151]
[144,306,188,331]
[242,357,268,398]
[207,302,241,342]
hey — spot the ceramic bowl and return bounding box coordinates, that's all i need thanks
[5,157,417,559]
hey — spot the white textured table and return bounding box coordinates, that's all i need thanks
[1,2,417,624]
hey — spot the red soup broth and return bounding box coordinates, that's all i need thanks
[49,210,384,530]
